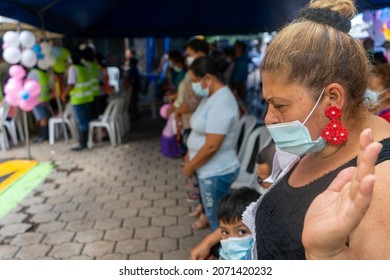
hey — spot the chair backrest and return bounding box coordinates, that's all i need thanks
[63,103,74,119]
[239,125,272,177]
[234,115,257,161]
[107,67,120,92]
[101,98,120,122]
[12,106,22,120]
[147,81,156,103]
[0,102,11,123]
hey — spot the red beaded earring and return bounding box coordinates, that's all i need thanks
[321,106,349,145]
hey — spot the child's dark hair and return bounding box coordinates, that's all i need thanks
[217,187,260,224]
[256,141,276,170]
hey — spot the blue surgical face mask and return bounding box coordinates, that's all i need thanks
[173,66,182,72]
[219,235,253,260]
[192,78,209,97]
[266,88,326,156]
[364,88,379,106]
[186,56,195,66]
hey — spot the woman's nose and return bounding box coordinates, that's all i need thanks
[264,107,278,125]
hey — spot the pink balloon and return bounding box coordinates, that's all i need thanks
[2,43,7,50]
[6,77,23,86]
[4,79,23,96]
[159,104,171,119]
[19,99,37,111]
[9,65,26,79]
[24,79,41,97]
[5,94,20,107]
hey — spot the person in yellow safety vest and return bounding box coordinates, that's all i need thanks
[27,66,52,142]
[82,46,104,119]
[62,48,94,151]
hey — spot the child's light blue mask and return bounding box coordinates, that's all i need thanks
[219,235,253,260]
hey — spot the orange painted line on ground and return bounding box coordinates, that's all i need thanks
[0,160,38,192]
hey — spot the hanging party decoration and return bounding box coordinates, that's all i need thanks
[21,49,38,68]
[2,30,38,67]
[8,65,26,79]
[363,11,374,23]
[4,65,40,112]
[2,31,20,48]
[35,41,56,70]
[383,22,390,41]
[3,47,22,65]
[19,31,36,49]
[379,8,390,23]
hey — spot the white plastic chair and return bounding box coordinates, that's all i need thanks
[107,67,120,93]
[117,93,131,135]
[231,125,272,191]
[48,103,77,145]
[88,98,121,148]
[138,81,157,119]
[0,102,18,146]
[11,107,25,143]
[0,104,9,151]
[233,115,257,162]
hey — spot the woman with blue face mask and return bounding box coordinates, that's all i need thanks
[241,0,390,260]
[183,56,240,233]
[368,63,390,123]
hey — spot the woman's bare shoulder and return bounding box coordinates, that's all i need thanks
[349,160,390,259]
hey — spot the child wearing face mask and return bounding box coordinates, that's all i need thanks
[190,187,260,260]
[217,187,260,260]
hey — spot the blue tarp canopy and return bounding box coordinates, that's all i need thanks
[0,0,389,37]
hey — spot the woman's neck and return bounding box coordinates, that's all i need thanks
[208,80,224,96]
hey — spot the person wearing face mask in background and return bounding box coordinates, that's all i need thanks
[169,50,187,90]
[183,56,240,235]
[174,38,209,144]
[174,39,210,225]
[368,63,390,123]
[164,51,187,117]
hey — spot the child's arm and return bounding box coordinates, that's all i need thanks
[190,229,221,260]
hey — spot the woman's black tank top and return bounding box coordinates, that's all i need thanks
[255,138,390,260]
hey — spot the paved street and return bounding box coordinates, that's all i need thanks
[0,116,209,259]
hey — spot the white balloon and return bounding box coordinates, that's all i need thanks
[21,49,38,68]
[3,47,22,64]
[38,59,50,70]
[40,41,52,55]
[19,31,36,49]
[3,31,20,47]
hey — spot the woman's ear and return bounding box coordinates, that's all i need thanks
[325,83,347,109]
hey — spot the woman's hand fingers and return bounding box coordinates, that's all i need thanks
[350,129,382,199]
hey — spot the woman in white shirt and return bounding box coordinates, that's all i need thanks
[183,56,240,232]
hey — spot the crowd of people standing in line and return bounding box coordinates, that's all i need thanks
[159,0,390,261]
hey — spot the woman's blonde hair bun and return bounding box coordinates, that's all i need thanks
[309,0,357,19]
